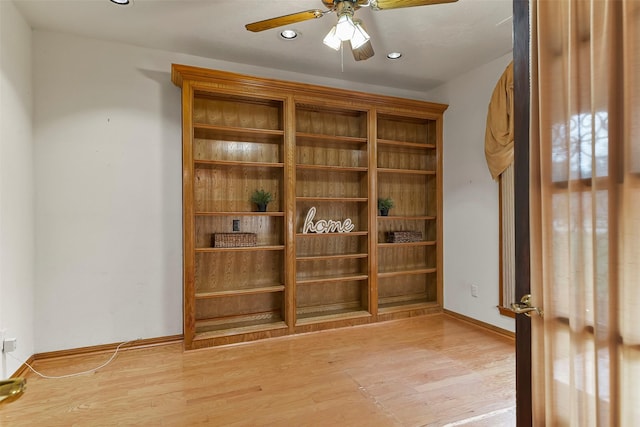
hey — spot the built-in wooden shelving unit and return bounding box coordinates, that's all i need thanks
[172,64,446,349]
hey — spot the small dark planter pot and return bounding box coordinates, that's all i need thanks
[379,208,389,216]
[256,203,268,212]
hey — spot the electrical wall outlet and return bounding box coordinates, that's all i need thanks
[2,337,17,353]
[471,284,479,298]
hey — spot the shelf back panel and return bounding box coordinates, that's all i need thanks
[296,107,367,138]
[377,174,436,217]
[194,166,283,212]
[296,280,368,316]
[377,115,436,145]
[296,257,368,281]
[195,251,284,292]
[194,93,282,131]
[377,245,436,273]
[195,291,284,321]
[296,234,368,257]
[377,145,436,171]
[297,144,367,168]
[296,169,368,198]
[377,273,437,306]
[194,138,283,163]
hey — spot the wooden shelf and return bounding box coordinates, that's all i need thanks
[195,245,285,252]
[296,196,368,202]
[193,123,284,143]
[296,164,367,172]
[195,211,285,217]
[378,240,437,248]
[194,321,287,341]
[377,167,436,175]
[377,215,436,220]
[297,231,368,237]
[194,159,284,168]
[378,268,437,278]
[377,139,436,150]
[378,300,440,314]
[296,273,368,285]
[296,253,368,261]
[195,285,285,299]
[296,132,367,146]
[295,310,371,326]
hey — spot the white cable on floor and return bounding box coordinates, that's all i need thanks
[7,340,134,379]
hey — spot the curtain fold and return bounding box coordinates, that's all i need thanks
[530,0,640,425]
[485,61,514,180]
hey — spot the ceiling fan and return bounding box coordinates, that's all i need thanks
[245,0,458,61]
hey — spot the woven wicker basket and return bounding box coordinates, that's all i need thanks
[386,231,423,243]
[212,233,257,248]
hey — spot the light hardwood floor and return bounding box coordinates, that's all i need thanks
[1,314,515,426]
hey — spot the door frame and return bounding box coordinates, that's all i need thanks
[513,0,532,426]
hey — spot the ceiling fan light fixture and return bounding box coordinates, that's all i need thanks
[323,26,342,51]
[109,0,131,5]
[350,21,370,49]
[335,14,356,41]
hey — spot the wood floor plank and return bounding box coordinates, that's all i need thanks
[0,314,515,426]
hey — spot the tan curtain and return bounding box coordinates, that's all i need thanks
[530,0,640,425]
[485,61,514,180]
[487,62,516,313]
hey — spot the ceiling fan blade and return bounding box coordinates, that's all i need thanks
[351,40,375,61]
[245,9,325,32]
[369,0,458,11]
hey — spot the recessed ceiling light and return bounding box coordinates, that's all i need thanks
[280,29,299,40]
[387,52,403,60]
[110,0,132,5]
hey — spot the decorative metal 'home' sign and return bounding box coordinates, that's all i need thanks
[302,207,355,234]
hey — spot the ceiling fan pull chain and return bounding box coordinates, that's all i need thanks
[341,42,344,72]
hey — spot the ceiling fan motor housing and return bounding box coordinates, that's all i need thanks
[322,0,361,12]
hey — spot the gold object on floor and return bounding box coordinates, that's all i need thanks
[0,378,26,404]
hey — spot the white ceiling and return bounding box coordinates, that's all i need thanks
[14,0,513,92]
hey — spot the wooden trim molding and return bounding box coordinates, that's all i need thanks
[31,335,183,363]
[171,64,449,115]
[10,355,35,379]
[499,305,516,318]
[444,309,515,340]
[9,335,184,378]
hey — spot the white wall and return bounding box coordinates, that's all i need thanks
[33,32,183,352]
[32,31,436,353]
[0,0,35,376]
[427,52,515,332]
[29,23,514,352]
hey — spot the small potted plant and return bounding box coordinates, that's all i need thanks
[251,189,273,212]
[378,197,394,216]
